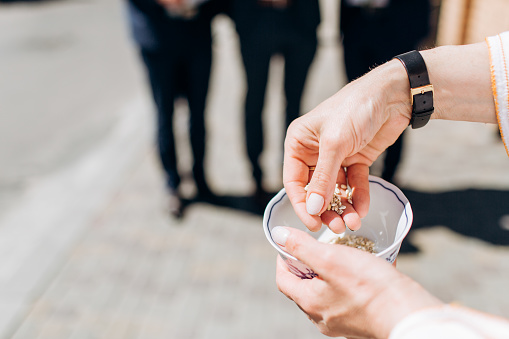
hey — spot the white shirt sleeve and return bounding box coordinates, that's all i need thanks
[389,305,509,339]
[487,31,509,158]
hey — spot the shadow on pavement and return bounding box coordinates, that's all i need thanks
[180,190,280,218]
[400,188,509,253]
[198,191,279,216]
[182,188,509,254]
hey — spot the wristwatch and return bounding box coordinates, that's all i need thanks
[394,50,434,129]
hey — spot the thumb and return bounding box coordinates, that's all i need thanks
[306,143,345,216]
[272,226,332,277]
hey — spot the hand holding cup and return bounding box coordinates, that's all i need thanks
[274,227,443,339]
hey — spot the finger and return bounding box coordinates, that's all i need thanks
[334,165,348,186]
[283,141,322,231]
[306,143,344,217]
[276,255,303,301]
[346,164,370,219]
[276,227,335,278]
[320,210,346,234]
[284,170,323,232]
[322,205,362,233]
[319,168,352,232]
[276,255,295,299]
[276,255,314,301]
[276,254,290,274]
[342,207,362,231]
[276,255,325,309]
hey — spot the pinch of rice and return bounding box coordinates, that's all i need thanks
[329,234,376,253]
[304,183,352,215]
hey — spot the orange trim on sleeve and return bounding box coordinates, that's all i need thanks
[487,36,509,157]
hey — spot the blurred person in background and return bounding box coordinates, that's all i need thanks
[340,0,432,183]
[232,0,320,207]
[126,0,229,218]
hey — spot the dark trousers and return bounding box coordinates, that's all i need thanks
[341,1,430,182]
[344,40,407,182]
[342,27,421,183]
[140,44,211,191]
[343,35,412,182]
[239,18,317,187]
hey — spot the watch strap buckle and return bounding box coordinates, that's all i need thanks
[410,84,434,106]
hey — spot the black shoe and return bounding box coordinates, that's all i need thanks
[196,183,214,202]
[167,190,183,219]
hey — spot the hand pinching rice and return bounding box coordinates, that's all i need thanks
[304,183,352,215]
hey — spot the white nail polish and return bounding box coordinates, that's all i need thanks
[272,226,289,247]
[307,193,324,215]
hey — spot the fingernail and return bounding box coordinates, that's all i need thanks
[272,226,290,247]
[306,193,324,215]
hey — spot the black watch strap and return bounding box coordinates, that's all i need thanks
[394,50,434,129]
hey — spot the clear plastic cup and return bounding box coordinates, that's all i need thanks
[263,175,413,279]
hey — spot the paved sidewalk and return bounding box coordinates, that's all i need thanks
[8,149,328,339]
[2,0,509,338]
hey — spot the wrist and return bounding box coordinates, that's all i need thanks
[365,273,444,339]
[419,43,495,123]
[374,59,413,126]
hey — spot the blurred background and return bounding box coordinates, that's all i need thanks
[0,0,509,338]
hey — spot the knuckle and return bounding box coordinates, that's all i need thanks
[319,132,341,146]
[286,118,299,133]
[286,236,302,256]
[311,170,335,193]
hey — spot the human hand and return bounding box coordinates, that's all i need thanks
[274,227,443,338]
[283,60,412,233]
